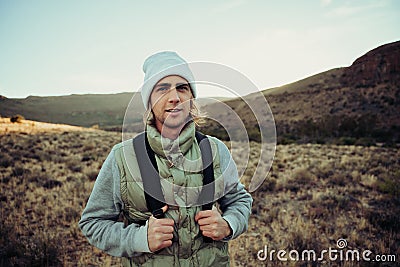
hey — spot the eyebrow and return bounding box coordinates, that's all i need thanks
[155,83,171,88]
[155,82,189,88]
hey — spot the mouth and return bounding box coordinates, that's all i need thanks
[165,108,182,113]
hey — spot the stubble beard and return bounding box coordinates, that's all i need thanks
[154,112,192,136]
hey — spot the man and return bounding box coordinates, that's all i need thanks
[79,51,253,266]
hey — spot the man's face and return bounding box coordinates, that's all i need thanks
[150,75,193,134]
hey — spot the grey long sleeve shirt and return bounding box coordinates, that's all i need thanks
[79,136,253,258]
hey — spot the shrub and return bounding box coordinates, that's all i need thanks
[22,231,62,267]
[292,168,315,185]
[355,137,375,146]
[367,209,400,232]
[376,173,400,197]
[66,157,83,172]
[42,180,63,189]
[85,169,98,181]
[0,216,62,266]
[12,165,26,176]
[328,173,348,186]
[278,135,296,145]
[10,114,24,123]
[0,153,12,168]
[64,207,80,222]
[337,137,357,146]
[260,178,276,192]
[311,193,353,213]
[0,220,25,266]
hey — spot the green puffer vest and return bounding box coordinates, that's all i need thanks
[114,124,229,267]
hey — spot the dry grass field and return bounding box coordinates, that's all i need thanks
[0,118,398,266]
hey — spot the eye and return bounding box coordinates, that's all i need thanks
[156,86,169,92]
[176,84,190,92]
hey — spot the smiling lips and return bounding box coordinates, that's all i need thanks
[166,108,182,113]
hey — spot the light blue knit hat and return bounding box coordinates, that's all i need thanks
[141,51,197,108]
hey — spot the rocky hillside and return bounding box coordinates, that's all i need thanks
[267,40,400,145]
[340,41,400,87]
[200,40,400,145]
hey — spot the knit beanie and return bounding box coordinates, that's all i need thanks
[141,51,197,108]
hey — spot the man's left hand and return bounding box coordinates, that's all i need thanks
[195,208,232,241]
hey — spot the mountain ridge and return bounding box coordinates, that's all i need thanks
[1,40,399,144]
[199,40,400,144]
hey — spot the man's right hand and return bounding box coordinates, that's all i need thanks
[147,206,174,252]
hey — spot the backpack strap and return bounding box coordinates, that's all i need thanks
[195,131,215,211]
[194,131,215,243]
[132,132,166,219]
[132,131,215,220]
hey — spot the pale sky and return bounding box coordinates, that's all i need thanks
[0,0,399,98]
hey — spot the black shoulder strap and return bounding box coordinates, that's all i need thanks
[132,131,215,215]
[195,131,215,243]
[195,131,215,211]
[133,132,166,218]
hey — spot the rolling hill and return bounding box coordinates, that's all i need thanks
[0,93,136,128]
[1,40,399,145]
[199,40,400,145]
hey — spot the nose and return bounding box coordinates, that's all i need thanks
[167,88,180,104]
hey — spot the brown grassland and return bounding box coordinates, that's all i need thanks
[0,118,398,266]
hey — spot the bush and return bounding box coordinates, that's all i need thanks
[42,179,63,189]
[367,207,400,232]
[0,217,62,266]
[260,178,276,192]
[10,114,24,123]
[66,157,83,172]
[355,137,375,146]
[64,207,80,222]
[337,137,357,145]
[278,135,296,145]
[12,165,26,176]
[376,173,400,197]
[292,168,315,185]
[0,153,12,168]
[328,173,348,186]
[85,169,98,181]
